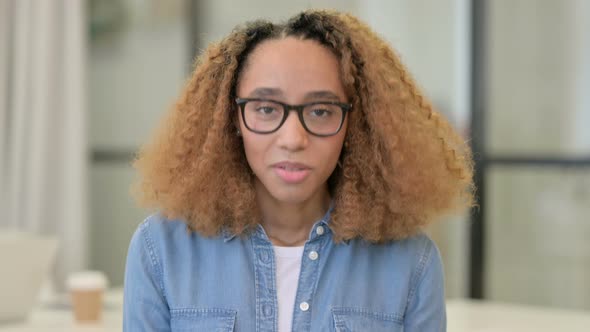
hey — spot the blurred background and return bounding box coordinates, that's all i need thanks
[1,0,589,315]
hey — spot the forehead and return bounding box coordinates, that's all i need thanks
[237,37,346,101]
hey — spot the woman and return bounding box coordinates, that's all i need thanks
[124,9,473,332]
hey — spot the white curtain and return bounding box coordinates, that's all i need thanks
[0,0,88,290]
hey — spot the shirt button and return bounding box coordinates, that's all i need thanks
[316,226,325,235]
[299,301,310,312]
[262,304,273,317]
[258,250,271,263]
[308,251,319,261]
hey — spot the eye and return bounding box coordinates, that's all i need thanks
[310,108,333,117]
[256,106,278,115]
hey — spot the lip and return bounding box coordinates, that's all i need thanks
[272,161,312,170]
[271,161,312,184]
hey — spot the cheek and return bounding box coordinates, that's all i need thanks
[313,138,346,174]
[326,128,347,159]
[238,117,257,164]
[326,141,345,164]
[322,138,347,172]
[241,134,269,170]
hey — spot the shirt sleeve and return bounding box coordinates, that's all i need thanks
[403,236,447,331]
[123,220,171,331]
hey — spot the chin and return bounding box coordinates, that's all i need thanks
[255,172,327,205]
[265,184,317,204]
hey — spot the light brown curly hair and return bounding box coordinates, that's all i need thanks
[132,9,474,243]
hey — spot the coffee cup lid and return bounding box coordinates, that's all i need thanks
[67,271,108,290]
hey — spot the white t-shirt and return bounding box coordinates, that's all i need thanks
[273,245,304,332]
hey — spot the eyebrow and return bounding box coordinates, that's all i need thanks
[304,90,342,102]
[248,87,284,98]
[247,87,343,102]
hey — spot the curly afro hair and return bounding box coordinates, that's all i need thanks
[132,9,475,243]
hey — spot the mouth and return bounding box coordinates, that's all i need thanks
[272,162,312,184]
[274,165,309,171]
[272,161,311,170]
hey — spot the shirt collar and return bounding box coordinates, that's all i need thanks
[222,228,237,242]
[223,200,335,243]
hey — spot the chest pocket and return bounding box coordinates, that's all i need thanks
[170,308,237,332]
[332,307,403,332]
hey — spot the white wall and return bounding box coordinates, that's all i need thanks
[88,0,188,285]
[486,0,590,309]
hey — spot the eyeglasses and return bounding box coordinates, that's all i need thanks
[235,98,352,137]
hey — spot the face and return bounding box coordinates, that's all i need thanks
[236,37,349,205]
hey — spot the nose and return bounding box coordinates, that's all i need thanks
[276,111,309,151]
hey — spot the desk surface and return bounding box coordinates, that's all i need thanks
[0,291,122,332]
[447,299,590,331]
[2,291,590,331]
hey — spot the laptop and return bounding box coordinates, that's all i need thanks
[0,230,58,322]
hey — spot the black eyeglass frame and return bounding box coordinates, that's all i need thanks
[235,98,353,137]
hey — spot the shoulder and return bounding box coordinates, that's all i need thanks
[401,233,442,280]
[346,232,442,280]
[126,213,186,268]
[394,233,440,268]
[362,233,442,287]
[365,232,440,267]
[130,213,187,250]
[391,233,444,300]
[131,213,232,264]
[136,212,191,242]
[129,213,220,259]
[374,233,444,307]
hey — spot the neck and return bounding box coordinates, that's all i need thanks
[256,181,331,247]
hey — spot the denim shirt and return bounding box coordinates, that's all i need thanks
[123,210,446,331]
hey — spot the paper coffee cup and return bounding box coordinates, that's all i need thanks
[66,271,108,322]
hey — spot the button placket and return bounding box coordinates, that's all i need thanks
[251,234,278,332]
[291,238,325,331]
